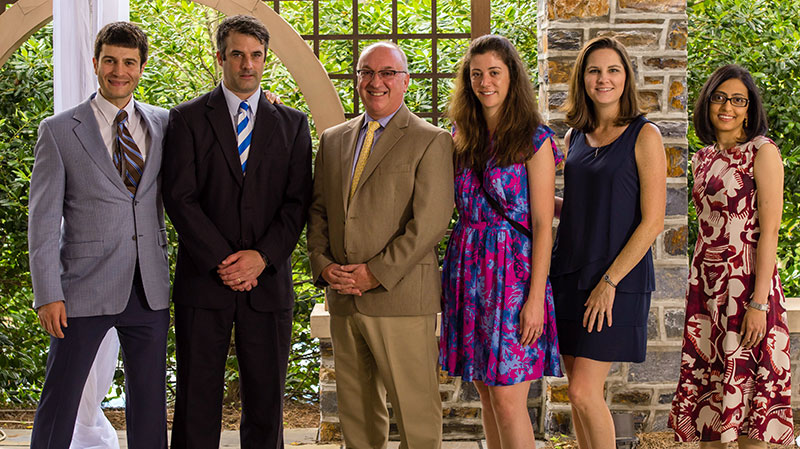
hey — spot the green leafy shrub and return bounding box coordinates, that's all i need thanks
[0,29,53,404]
[687,0,800,295]
[3,0,800,408]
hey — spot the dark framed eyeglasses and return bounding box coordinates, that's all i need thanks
[710,92,749,108]
[356,69,408,80]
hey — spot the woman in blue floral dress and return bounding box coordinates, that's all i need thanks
[440,35,562,449]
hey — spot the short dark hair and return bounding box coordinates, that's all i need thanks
[563,36,641,133]
[94,22,149,66]
[216,15,270,58]
[693,64,769,146]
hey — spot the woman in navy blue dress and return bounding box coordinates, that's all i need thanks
[550,36,666,448]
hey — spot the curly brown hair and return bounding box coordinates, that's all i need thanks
[563,36,641,133]
[446,34,543,171]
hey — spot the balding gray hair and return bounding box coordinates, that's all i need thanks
[358,41,409,71]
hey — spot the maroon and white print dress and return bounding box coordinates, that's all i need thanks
[669,136,793,444]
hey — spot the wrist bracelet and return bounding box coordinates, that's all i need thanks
[747,300,768,312]
[603,273,618,288]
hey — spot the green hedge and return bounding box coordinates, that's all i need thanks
[687,0,800,292]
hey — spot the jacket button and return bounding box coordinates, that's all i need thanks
[132,235,137,241]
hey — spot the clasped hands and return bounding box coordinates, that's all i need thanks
[321,263,379,296]
[218,250,266,292]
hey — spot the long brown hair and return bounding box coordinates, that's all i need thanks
[563,36,641,133]
[447,34,543,170]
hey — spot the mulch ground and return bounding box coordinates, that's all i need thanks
[2,404,797,446]
[0,400,320,430]
[637,432,799,449]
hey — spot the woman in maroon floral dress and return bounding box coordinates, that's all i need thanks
[669,65,793,445]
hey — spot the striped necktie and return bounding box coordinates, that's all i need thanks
[114,110,144,198]
[237,101,253,172]
[350,120,381,200]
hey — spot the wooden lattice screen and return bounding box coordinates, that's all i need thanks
[0,0,490,124]
[269,0,488,125]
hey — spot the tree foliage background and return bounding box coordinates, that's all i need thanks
[686,0,800,293]
[2,0,800,405]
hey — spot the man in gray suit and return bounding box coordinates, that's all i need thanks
[27,22,170,449]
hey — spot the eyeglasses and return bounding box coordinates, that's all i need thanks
[356,69,408,80]
[710,92,749,108]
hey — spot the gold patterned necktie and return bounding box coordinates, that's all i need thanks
[114,110,144,198]
[350,120,381,200]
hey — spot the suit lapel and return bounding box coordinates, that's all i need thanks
[135,101,160,195]
[244,93,278,176]
[206,85,243,187]
[350,105,410,200]
[340,116,363,211]
[72,96,129,196]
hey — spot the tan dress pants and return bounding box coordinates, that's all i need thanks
[330,312,442,449]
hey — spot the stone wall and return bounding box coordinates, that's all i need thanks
[537,0,689,434]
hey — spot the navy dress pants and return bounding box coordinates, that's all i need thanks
[30,268,169,449]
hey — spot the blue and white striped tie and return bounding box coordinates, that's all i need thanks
[237,101,253,172]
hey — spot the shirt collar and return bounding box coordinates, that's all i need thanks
[221,82,262,118]
[94,90,137,126]
[362,105,402,131]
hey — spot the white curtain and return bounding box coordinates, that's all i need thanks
[53,0,130,113]
[54,3,129,448]
[71,330,121,449]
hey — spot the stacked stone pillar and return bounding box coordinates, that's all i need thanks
[537,0,688,433]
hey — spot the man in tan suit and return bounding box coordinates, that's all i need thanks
[307,42,453,448]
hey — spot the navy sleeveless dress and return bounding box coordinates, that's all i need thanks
[550,115,654,363]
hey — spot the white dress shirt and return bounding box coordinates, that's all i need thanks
[90,90,150,161]
[221,83,261,135]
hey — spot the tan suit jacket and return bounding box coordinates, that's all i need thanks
[308,104,454,317]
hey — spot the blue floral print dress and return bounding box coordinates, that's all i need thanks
[440,124,563,386]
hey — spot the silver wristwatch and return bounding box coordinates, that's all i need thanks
[747,300,768,312]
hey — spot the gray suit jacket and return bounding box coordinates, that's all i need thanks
[28,95,170,317]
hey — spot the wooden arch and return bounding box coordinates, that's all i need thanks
[0,0,345,133]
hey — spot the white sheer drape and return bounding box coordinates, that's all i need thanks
[71,330,121,449]
[54,2,128,448]
[53,0,129,113]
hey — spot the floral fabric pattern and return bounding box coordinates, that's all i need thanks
[669,136,793,444]
[439,125,563,386]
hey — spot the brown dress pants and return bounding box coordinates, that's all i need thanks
[330,312,442,449]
